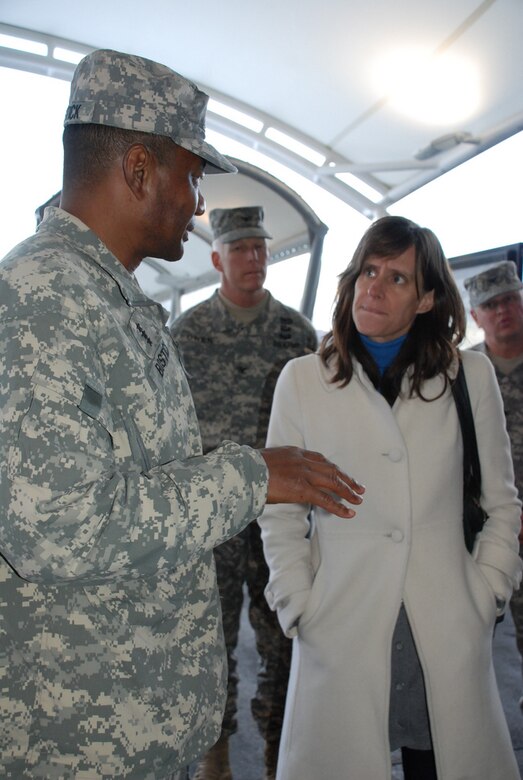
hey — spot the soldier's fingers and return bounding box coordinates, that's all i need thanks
[301,455,365,503]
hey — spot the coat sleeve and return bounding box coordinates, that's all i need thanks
[258,358,314,637]
[464,351,523,606]
[0,303,268,586]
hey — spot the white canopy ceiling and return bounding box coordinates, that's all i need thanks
[2,0,522,210]
[1,0,521,312]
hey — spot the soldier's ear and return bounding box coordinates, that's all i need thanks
[122,143,153,201]
[211,250,223,272]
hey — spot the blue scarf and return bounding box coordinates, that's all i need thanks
[359,333,407,376]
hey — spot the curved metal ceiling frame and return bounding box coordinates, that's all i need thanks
[207,93,523,217]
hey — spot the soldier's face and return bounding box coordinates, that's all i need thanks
[472,291,523,345]
[213,238,269,295]
[146,146,206,262]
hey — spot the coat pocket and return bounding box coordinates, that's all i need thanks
[464,553,497,625]
[297,562,326,635]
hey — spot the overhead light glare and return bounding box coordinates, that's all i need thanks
[372,47,480,125]
[0,33,47,57]
[265,127,326,166]
[335,172,383,203]
[52,46,85,65]
[207,98,263,133]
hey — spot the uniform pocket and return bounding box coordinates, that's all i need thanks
[31,351,113,434]
[9,352,114,492]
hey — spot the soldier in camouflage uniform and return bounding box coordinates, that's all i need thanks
[465,261,523,704]
[171,207,318,780]
[0,50,364,780]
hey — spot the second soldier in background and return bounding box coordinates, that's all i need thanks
[171,206,317,780]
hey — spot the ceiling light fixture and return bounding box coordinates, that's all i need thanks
[207,98,263,133]
[414,131,480,160]
[264,127,326,166]
[52,46,85,65]
[0,32,47,57]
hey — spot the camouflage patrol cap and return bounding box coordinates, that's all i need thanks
[464,261,523,307]
[210,206,272,243]
[64,49,236,174]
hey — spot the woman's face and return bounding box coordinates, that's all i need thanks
[352,246,434,342]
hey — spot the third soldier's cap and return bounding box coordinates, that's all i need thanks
[464,260,523,307]
[64,49,236,175]
[210,206,272,243]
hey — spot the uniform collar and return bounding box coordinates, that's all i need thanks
[208,289,276,330]
[39,207,167,321]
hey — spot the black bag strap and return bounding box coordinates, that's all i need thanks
[452,360,482,492]
[451,360,485,551]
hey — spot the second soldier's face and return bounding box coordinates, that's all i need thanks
[145,145,206,263]
[215,238,269,295]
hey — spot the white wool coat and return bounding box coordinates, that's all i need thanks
[259,350,522,780]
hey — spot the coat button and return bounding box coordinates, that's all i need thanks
[390,529,404,543]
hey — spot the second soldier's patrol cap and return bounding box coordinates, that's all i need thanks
[64,49,236,174]
[464,260,523,307]
[210,206,272,243]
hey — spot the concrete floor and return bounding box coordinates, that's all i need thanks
[191,600,523,779]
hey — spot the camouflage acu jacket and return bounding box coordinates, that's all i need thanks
[472,342,523,499]
[0,208,267,779]
[171,291,317,454]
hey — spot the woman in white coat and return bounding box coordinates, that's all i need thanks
[259,216,522,780]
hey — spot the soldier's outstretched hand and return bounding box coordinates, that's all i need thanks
[260,446,364,518]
